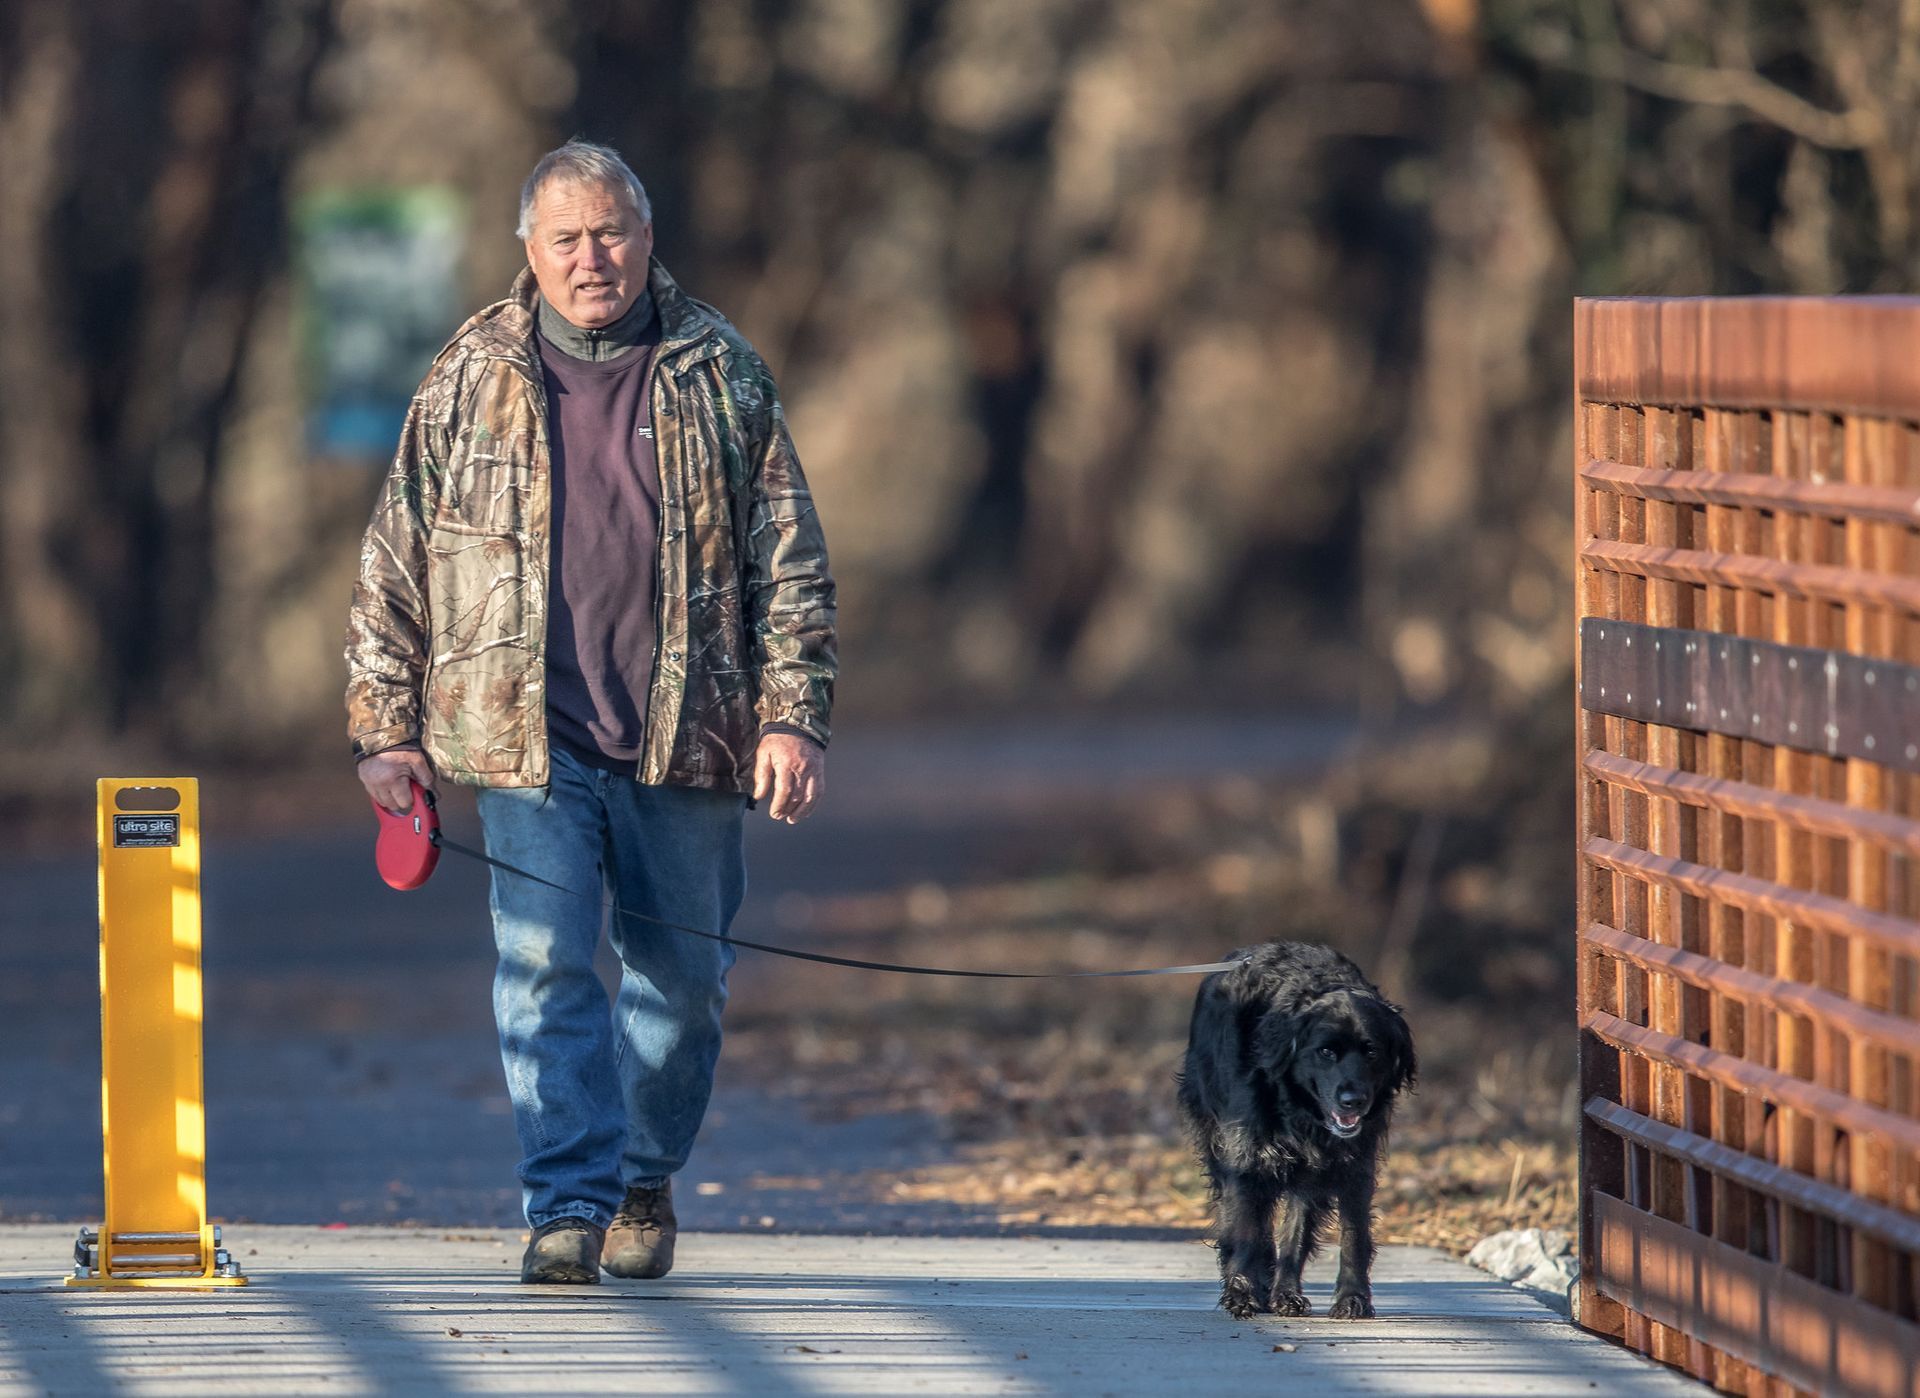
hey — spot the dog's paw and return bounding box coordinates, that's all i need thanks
[1269,1287,1312,1317]
[1220,1277,1264,1319]
[1328,1291,1374,1320]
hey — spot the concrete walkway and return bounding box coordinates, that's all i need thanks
[0,1227,1698,1396]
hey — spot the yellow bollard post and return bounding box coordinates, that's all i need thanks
[67,779,246,1288]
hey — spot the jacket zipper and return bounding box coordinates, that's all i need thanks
[636,352,667,783]
[526,365,554,786]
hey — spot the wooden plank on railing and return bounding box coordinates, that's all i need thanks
[1696,405,1755,1380]
[1579,620,1920,771]
[1583,459,1920,525]
[1641,406,1695,1353]
[1586,1099,1920,1255]
[1583,923,1920,1056]
[1583,538,1920,614]
[1576,384,1631,1340]
[1583,1010,1920,1153]
[1843,413,1899,1314]
[1769,406,1825,1287]
[1591,1192,1920,1398]
[1583,752,1920,855]
[1583,837,1920,957]
[1575,296,1920,418]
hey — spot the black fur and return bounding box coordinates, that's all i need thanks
[1177,942,1416,1320]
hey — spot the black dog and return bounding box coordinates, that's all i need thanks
[1177,942,1415,1320]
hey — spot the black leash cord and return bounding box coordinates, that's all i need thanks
[430,832,1247,981]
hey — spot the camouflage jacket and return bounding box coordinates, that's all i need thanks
[344,259,836,792]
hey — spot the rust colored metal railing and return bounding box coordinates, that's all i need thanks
[1576,296,1920,1396]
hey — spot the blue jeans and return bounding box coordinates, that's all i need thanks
[475,747,745,1229]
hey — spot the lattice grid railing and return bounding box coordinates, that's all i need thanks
[1576,297,1920,1398]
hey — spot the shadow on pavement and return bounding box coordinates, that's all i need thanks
[0,1253,1686,1398]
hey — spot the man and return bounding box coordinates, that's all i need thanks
[344,140,836,1284]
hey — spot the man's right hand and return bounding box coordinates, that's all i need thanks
[357,747,439,815]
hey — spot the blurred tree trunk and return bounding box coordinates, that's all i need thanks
[0,8,93,731]
[565,0,699,256]
[0,0,333,739]
[1366,28,1568,717]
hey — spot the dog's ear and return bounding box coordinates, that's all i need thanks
[1250,1002,1304,1080]
[1373,998,1417,1095]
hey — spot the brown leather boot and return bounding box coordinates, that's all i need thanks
[520,1216,604,1284]
[602,1181,676,1279]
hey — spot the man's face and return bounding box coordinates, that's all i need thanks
[523,178,653,329]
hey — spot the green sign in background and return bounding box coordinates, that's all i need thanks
[297,187,465,458]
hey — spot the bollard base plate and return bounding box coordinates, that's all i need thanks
[66,1224,249,1287]
[64,1274,251,1289]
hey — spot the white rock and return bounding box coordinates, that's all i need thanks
[1515,1255,1579,1294]
[1467,1227,1576,1295]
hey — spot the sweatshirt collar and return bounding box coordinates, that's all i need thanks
[536,287,657,363]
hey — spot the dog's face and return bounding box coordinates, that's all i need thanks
[1261,990,1415,1140]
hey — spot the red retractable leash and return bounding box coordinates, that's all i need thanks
[371,779,442,890]
[368,777,1247,981]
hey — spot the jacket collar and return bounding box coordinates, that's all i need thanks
[452,257,721,378]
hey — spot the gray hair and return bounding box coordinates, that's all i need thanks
[516,139,652,239]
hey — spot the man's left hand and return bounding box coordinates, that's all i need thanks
[753,732,825,824]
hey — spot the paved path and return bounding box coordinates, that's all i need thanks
[0,1227,1696,1396]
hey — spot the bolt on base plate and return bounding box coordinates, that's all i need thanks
[66,1225,249,1288]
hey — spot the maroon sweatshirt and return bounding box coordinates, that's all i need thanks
[537,296,664,775]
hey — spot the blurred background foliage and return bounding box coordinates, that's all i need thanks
[7,0,1915,755]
